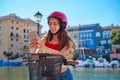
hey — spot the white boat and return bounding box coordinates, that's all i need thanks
[108,60,120,68]
[94,58,109,68]
[75,59,95,68]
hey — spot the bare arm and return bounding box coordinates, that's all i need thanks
[36,39,74,58]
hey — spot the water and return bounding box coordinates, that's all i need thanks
[71,67,120,80]
[0,66,120,80]
[0,66,28,80]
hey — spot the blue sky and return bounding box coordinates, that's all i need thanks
[0,0,120,32]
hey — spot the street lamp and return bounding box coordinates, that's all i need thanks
[34,11,43,36]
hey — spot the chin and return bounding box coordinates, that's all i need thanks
[50,30,58,34]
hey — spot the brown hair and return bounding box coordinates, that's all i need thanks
[47,17,75,51]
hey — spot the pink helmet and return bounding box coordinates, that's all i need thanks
[48,11,68,28]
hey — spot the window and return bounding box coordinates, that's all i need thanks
[83,33,85,39]
[100,40,106,46]
[24,45,27,49]
[79,41,83,47]
[11,44,13,47]
[108,30,112,38]
[16,27,18,30]
[10,32,14,36]
[86,33,89,39]
[103,30,111,39]
[3,51,6,55]
[27,30,29,33]
[24,35,26,38]
[25,40,28,42]
[11,20,14,23]
[96,32,100,37]
[11,38,13,41]
[116,49,120,53]
[23,29,26,33]
[108,39,111,44]
[16,44,18,48]
[79,34,82,39]
[27,35,29,39]
[90,40,93,45]
[89,33,92,38]
[16,39,18,41]
[11,26,14,29]
[16,22,18,24]
[103,31,107,38]
[16,33,19,37]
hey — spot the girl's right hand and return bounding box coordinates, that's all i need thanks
[29,38,39,48]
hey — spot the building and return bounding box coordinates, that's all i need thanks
[67,23,101,59]
[95,26,112,57]
[67,23,120,60]
[0,14,42,60]
[110,45,120,61]
[67,23,100,49]
[95,26,120,60]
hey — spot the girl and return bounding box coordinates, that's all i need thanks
[29,11,76,80]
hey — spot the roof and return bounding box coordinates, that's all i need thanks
[0,13,36,24]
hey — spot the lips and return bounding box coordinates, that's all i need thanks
[50,29,56,33]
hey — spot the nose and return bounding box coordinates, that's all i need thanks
[49,23,54,29]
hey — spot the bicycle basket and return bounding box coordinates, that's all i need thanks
[28,53,64,80]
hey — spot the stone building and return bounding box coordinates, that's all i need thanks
[0,14,42,60]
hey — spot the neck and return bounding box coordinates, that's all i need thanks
[53,35,58,40]
[51,35,58,43]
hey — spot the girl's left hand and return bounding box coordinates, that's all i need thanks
[37,39,45,52]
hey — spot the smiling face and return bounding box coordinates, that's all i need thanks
[48,17,60,34]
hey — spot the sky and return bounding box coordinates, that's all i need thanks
[0,0,120,33]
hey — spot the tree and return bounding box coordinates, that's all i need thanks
[110,30,120,44]
[102,54,110,62]
[3,52,21,60]
[3,52,13,61]
[10,53,20,60]
[104,44,110,50]
[72,52,79,61]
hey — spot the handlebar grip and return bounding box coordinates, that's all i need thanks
[63,59,79,65]
[63,59,67,65]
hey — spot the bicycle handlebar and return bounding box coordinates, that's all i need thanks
[29,53,79,66]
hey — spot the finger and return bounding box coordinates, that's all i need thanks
[36,36,41,40]
[37,39,42,44]
[29,41,39,48]
[30,38,37,42]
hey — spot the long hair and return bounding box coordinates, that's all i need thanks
[47,17,75,51]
